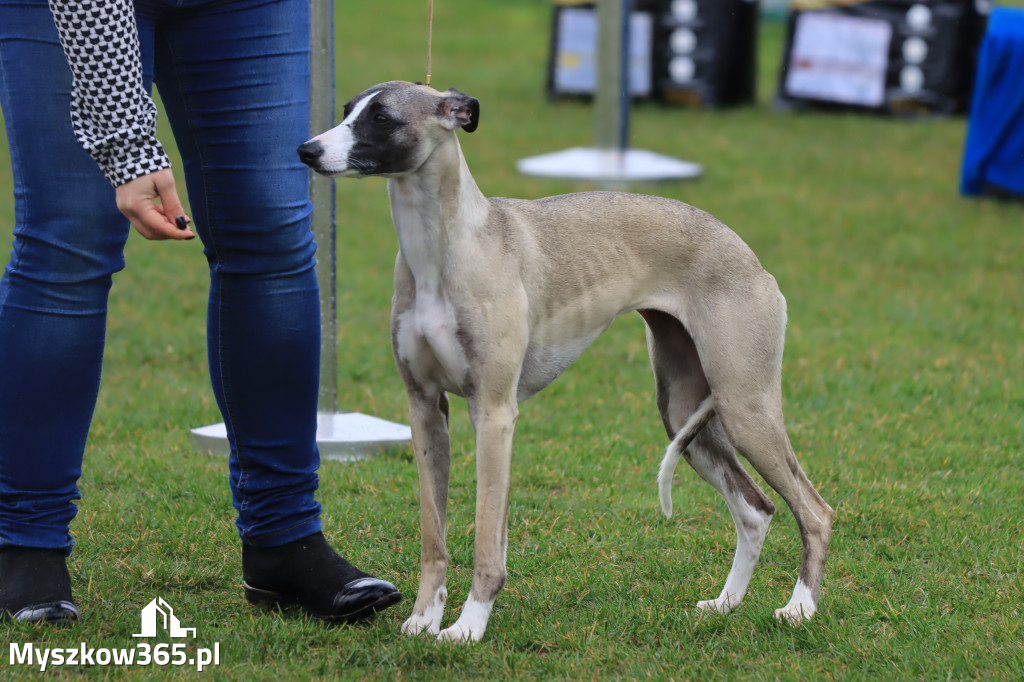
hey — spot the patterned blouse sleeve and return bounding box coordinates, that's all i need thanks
[48,0,171,187]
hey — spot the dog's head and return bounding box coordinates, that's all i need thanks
[297,81,479,178]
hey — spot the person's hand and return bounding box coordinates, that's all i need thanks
[115,169,195,240]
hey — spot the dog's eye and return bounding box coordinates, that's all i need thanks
[374,113,389,123]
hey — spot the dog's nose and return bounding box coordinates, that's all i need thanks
[297,140,325,167]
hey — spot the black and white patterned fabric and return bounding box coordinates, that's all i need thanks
[48,0,171,187]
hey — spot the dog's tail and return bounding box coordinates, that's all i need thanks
[658,395,715,518]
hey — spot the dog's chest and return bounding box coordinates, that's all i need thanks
[400,287,468,390]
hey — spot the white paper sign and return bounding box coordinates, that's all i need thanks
[785,12,893,107]
[553,8,653,97]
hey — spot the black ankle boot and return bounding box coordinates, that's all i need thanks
[0,546,80,625]
[241,532,401,623]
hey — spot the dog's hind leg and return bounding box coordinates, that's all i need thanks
[686,421,775,614]
[717,403,833,624]
[643,309,775,615]
[698,291,834,624]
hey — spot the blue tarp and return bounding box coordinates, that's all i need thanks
[961,8,1024,198]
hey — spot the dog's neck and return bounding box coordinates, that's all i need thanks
[387,134,489,290]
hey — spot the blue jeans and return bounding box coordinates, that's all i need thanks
[0,0,324,552]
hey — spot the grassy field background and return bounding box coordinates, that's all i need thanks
[2,1,1022,679]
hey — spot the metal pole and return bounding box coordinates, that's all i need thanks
[310,0,338,422]
[616,0,633,151]
[593,0,631,154]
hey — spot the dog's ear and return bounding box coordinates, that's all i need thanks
[437,89,480,133]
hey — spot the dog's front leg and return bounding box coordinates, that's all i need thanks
[400,388,453,637]
[437,396,519,643]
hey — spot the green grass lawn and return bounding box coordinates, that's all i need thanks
[2,1,1022,679]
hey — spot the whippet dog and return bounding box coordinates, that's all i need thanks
[297,81,834,643]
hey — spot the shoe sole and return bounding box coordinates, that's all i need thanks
[1,601,80,626]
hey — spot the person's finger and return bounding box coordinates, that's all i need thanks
[115,170,194,241]
[151,170,191,234]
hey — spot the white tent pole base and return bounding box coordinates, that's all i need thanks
[517,147,702,184]
[191,412,412,463]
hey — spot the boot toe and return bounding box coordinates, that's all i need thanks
[332,578,401,622]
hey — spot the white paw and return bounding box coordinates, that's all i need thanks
[696,595,738,615]
[436,621,483,643]
[401,587,447,636]
[774,579,816,625]
[774,601,815,625]
[401,613,442,636]
[435,597,492,644]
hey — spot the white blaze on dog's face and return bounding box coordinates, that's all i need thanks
[304,88,382,177]
[323,89,379,174]
[299,81,479,178]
